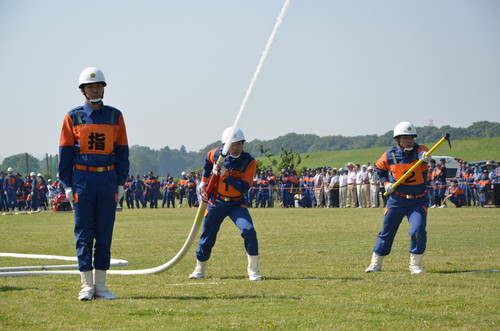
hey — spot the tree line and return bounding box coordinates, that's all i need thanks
[2,121,499,179]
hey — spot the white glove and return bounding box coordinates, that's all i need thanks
[65,187,74,203]
[197,182,208,203]
[384,183,395,194]
[421,152,432,163]
[212,166,226,177]
[117,185,125,200]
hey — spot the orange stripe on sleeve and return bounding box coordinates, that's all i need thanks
[59,114,76,147]
[115,114,129,146]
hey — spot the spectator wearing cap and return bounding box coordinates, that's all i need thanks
[279,169,293,207]
[485,161,495,182]
[36,174,49,211]
[306,169,316,206]
[4,167,21,212]
[477,170,491,207]
[442,179,466,208]
[256,171,270,208]
[266,169,276,207]
[462,162,477,206]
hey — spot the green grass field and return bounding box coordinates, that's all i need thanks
[1,207,499,330]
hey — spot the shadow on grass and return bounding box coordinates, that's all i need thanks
[263,276,364,281]
[128,294,302,301]
[217,275,364,281]
[0,285,30,292]
[434,269,500,274]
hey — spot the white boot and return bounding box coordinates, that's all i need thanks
[365,253,384,272]
[94,269,119,299]
[247,255,262,281]
[409,254,425,274]
[78,270,94,301]
[189,260,206,279]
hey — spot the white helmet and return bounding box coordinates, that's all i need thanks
[7,167,13,172]
[181,171,186,176]
[37,173,43,177]
[30,172,36,177]
[79,67,107,88]
[221,127,245,144]
[393,121,417,138]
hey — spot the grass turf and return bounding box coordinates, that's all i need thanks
[1,206,499,330]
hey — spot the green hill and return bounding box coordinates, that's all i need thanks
[261,136,500,170]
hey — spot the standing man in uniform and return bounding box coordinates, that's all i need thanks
[131,174,145,208]
[189,127,261,281]
[365,121,430,274]
[4,167,21,213]
[435,158,448,208]
[145,172,159,208]
[59,67,129,300]
[0,171,7,212]
[177,171,188,208]
[186,173,198,207]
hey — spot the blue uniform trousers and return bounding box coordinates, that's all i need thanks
[195,202,258,262]
[256,190,268,207]
[373,196,427,256]
[187,191,197,207]
[73,169,117,271]
[134,191,145,207]
[6,189,18,208]
[178,189,186,205]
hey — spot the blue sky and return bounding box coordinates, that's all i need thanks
[1,0,499,160]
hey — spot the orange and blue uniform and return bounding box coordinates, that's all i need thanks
[162,178,177,208]
[131,176,145,208]
[58,102,129,272]
[145,175,159,208]
[4,173,21,209]
[447,185,466,207]
[194,147,258,262]
[186,177,197,207]
[256,175,270,207]
[124,176,134,208]
[178,177,187,206]
[266,171,276,207]
[371,143,429,256]
[477,176,491,207]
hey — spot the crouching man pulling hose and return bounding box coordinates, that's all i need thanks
[190,127,262,281]
[365,121,450,274]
